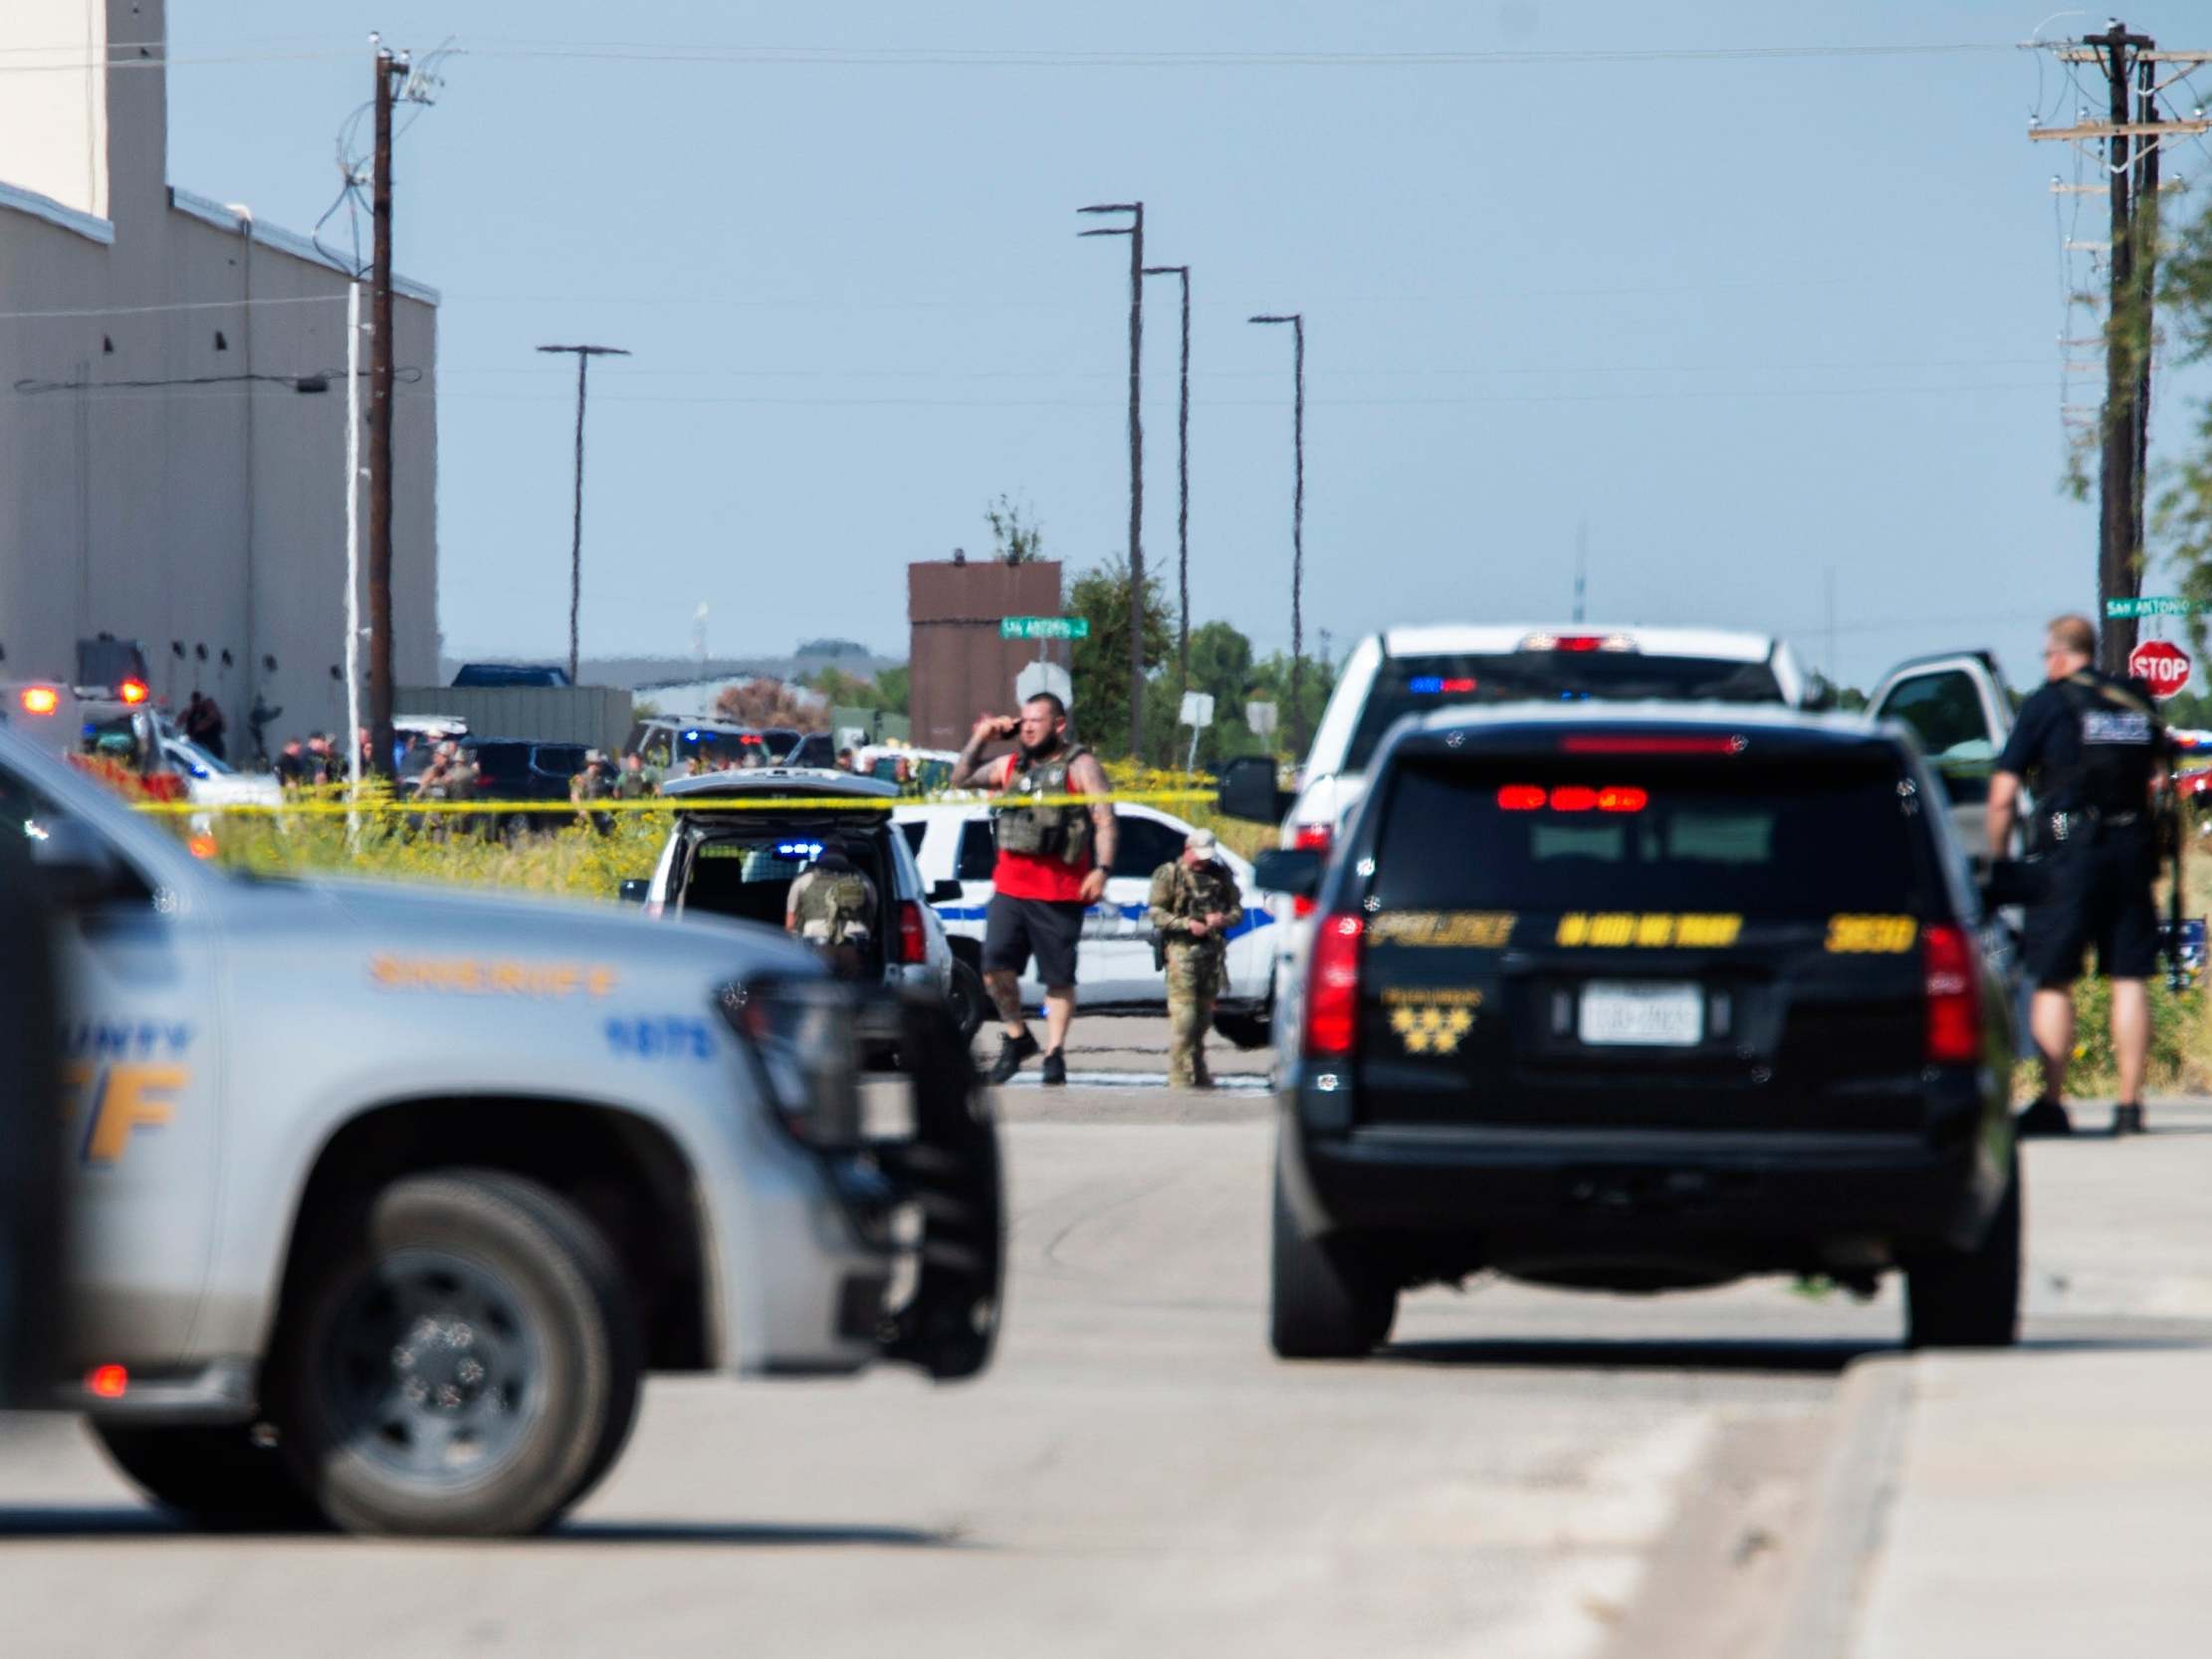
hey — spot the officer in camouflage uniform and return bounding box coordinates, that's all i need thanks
[785,844,878,978]
[1148,829,1244,1089]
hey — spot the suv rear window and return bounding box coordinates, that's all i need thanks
[1368,754,1927,918]
[1345,653,1785,771]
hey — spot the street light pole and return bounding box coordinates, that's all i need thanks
[1143,263,1191,710]
[1079,202,1146,761]
[536,342,630,683]
[1248,312,1306,752]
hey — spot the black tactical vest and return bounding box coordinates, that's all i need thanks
[2052,672,2161,817]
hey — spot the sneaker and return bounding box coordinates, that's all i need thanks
[1040,1049,1067,1087]
[2015,1096,2074,1139]
[2111,1103,2146,1137]
[988,1029,1040,1085]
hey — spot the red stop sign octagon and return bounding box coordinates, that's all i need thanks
[2128,639,2193,700]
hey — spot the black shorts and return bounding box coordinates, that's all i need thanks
[982,895,1085,989]
[2022,833,2161,988]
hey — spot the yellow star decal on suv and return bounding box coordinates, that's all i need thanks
[1389,1002,1476,1056]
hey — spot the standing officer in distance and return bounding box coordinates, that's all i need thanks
[1988,613,2174,1138]
[950,693,1116,1086]
[1148,829,1244,1090]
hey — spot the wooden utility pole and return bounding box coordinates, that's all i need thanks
[365,47,404,775]
[2038,29,2212,673]
[1143,264,1192,707]
[537,344,631,683]
[1079,203,1147,761]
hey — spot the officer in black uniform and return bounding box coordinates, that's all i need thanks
[1987,613,2171,1138]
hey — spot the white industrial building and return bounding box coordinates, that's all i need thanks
[0,0,437,754]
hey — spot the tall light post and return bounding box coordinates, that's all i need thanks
[537,342,630,683]
[1248,312,1305,751]
[1143,263,1191,708]
[1079,201,1146,760]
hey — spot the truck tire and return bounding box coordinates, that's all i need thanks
[91,1422,322,1531]
[1269,1164,1397,1359]
[1904,1153,2022,1350]
[273,1169,642,1537]
[947,959,989,1045]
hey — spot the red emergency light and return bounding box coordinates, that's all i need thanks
[19,686,60,716]
[1496,784,1648,813]
[86,1363,128,1399]
[117,679,149,706]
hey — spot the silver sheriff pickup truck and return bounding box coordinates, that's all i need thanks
[2,727,1001,1537]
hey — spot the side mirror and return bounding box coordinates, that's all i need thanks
[1252,847,1324,900]
[28,819,125,908]
[1978,857,2046,910]
[1218,754,1293,824]
[617,878,651,905]
[928,879,964,905]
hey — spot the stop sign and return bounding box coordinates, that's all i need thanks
[2128,639,2193,700]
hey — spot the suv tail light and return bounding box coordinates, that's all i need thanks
[1922,924,1982,1064]
[1303,914,1365,1059]
[1290,823,1333,918]
[898,899,929,964]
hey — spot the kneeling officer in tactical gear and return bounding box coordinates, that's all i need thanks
[786,843,878,979]
[1988,613,2174,1138]
[1148,829,1243,1090]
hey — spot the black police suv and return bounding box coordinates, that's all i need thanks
[1256,705,2022,1357]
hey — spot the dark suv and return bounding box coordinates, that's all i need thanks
[1255,706,2021,1357]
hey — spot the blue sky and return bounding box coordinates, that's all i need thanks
[158,2,2212,690]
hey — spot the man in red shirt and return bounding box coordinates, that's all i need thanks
[952,694,1116,1085]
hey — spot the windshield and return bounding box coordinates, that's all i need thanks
[1368,754,1928,919]
[1344,653,1786,772]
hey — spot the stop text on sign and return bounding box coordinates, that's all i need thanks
[2127,639,2193,700]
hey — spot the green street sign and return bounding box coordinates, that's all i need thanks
[2105,596,2202,619]
[999,616,1090,641]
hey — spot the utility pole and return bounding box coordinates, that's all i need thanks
[1573,518,1588,624]
[1249,313,1306,751]
[364,45,406,778]
[537,343,630,683]
[2036,27,2212,673]
[1144,264,1192,708]
[1080,203,1146,761]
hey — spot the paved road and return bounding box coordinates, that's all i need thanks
[3,1051,2200,1658]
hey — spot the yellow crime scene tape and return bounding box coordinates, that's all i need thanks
[129,787,1222,817]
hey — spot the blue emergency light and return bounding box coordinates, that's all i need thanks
[775,841,823,860]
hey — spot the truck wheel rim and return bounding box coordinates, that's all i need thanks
[321,1247,546,1489]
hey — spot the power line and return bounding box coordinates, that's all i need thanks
[0,37,2022,74]
[399,376,2058,410]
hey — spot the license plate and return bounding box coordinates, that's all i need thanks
[1578,981,1703,1047]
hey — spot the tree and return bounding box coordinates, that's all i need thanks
[714,679,816,729]
[804,664,909,718]
[1068,556,1171,758]
[986,494,1045,564]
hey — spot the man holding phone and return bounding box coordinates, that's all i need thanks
[951,694,1116,1085]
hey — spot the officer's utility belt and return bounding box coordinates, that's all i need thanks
[2048,807,2141,844]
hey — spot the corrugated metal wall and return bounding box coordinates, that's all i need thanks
[907,560,1065,750]
[396,686,635,754]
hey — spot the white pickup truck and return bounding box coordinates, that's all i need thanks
[3,726,1001,1537]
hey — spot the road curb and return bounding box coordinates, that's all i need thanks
[1768,1352,1916,1659]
